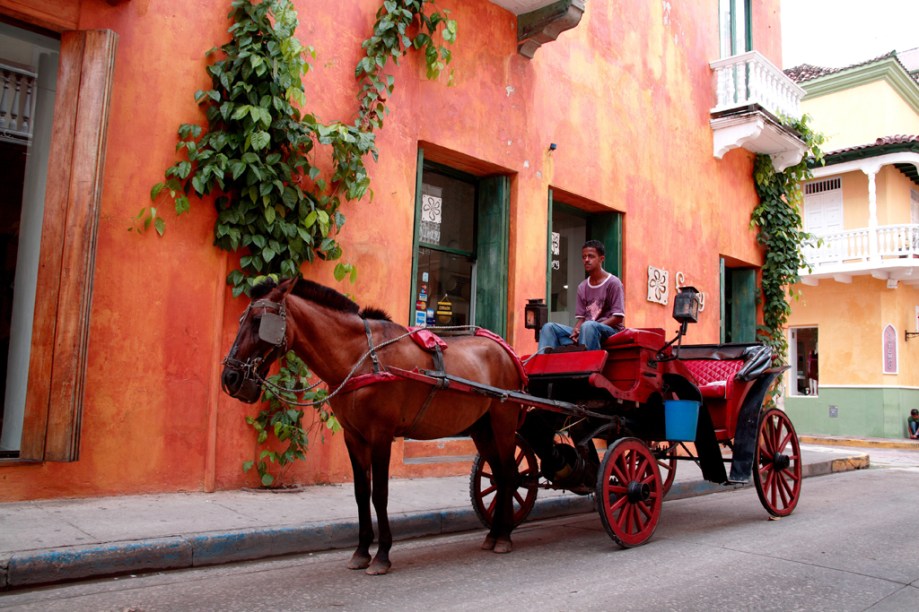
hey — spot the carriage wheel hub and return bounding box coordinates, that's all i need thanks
[627,481,651,503]
[773,453,790,471]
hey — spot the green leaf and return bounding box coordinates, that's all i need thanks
[154,217,166,236]
[251,130,270,151]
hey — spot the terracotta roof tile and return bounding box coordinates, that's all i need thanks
[784,51,903,83]
[825,134,919,157]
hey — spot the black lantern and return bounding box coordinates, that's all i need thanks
[524,298,548,341]
[672,286,701,325]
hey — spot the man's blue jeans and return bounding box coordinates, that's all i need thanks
[538,321,617,352]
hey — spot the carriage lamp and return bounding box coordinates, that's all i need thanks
[672,286,701,325]
[525,298,548,341]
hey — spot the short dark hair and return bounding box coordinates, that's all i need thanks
[912,409,919,416]
[582,240,605,257]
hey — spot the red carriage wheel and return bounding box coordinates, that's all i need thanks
[753,408,802,517]
[595,437,663,548]
[469,434,539,528]
[652,442,678,497]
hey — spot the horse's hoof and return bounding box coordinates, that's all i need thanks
[365,557,391,575]
[481,534,497,551]
[348,552,372,570]
[492,538,513,554]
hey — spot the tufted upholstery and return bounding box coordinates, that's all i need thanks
[682,359,745,399]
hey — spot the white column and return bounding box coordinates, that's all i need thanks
[864,165,880,262]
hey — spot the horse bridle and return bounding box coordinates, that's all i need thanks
[222,298,288,396]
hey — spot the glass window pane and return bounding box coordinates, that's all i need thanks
[419,171,475,253]
[415,247,474,326]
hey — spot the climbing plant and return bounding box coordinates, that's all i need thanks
[142,0,456,485]
[141,0,456,297]
[243,351,340,487]
[751,114,825,364]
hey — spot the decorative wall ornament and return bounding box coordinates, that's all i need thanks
[647,265,669,305]
[420,192,442,244]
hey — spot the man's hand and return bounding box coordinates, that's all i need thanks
[570,327,580,342]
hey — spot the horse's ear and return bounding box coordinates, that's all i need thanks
[279,276,299,299]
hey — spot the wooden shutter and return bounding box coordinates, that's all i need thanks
[20,29,117,461]
[475,176,509,337]
[588,212,623,278]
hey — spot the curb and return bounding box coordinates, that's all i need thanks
[800,435,919,450]
[0,454,868,590]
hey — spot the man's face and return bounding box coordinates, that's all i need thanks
[582,247,604,274]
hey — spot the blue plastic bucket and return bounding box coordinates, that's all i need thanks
[664,399,700,441]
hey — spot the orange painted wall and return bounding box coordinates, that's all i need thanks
[0,0,781,500]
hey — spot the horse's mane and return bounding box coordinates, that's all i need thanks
[250,277,391,321]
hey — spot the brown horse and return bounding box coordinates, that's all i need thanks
[221,278,524,574]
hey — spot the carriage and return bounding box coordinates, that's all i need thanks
[426,286,800,548]
[222,279,801,573]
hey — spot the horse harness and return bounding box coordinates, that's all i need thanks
[363,318,447,437]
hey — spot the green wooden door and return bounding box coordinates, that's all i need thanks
[476,176,509,337]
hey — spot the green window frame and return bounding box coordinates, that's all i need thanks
[410,149,509,337]
[546,190,623,320]
[719,0,752,57]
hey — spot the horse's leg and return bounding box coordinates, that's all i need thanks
[471,412,517,554]
[344,432,374,570]
[366,440,394,575]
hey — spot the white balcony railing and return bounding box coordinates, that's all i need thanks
[710,50,805,119]
[803,224,919,268]
[0,62,38,146]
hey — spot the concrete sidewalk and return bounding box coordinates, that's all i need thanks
[0,442,872,590]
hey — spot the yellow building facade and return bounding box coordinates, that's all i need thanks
[784,54,919,438]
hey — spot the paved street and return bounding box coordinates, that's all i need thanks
[2,452,917,612]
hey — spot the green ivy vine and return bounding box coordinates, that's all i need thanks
[141,0,456,297]
[751,114,825,364]
[142,0,456,486]
[243,351,340,487]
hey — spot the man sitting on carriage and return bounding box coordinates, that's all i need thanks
[538,239,625,352]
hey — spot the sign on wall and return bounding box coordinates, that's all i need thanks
[883,324,898,374]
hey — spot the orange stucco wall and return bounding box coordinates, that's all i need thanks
[0,0,782,500]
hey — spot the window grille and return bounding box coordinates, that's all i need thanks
[804,178,841,195]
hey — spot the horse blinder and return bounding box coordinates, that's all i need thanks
[257,312,287,347]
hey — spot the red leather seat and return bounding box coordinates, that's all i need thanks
[601,328,666,350]
[682,359,745,399]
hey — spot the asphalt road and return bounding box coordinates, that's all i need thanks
[2,456,917,612]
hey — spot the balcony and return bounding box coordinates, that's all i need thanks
[710,51,807,171]
[801,224,919,286]
[489,0,585,58]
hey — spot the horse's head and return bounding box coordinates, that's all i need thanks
[221,278,296,403]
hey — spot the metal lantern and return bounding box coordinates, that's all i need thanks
[524,298,548,341]
[672,286,701,324]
